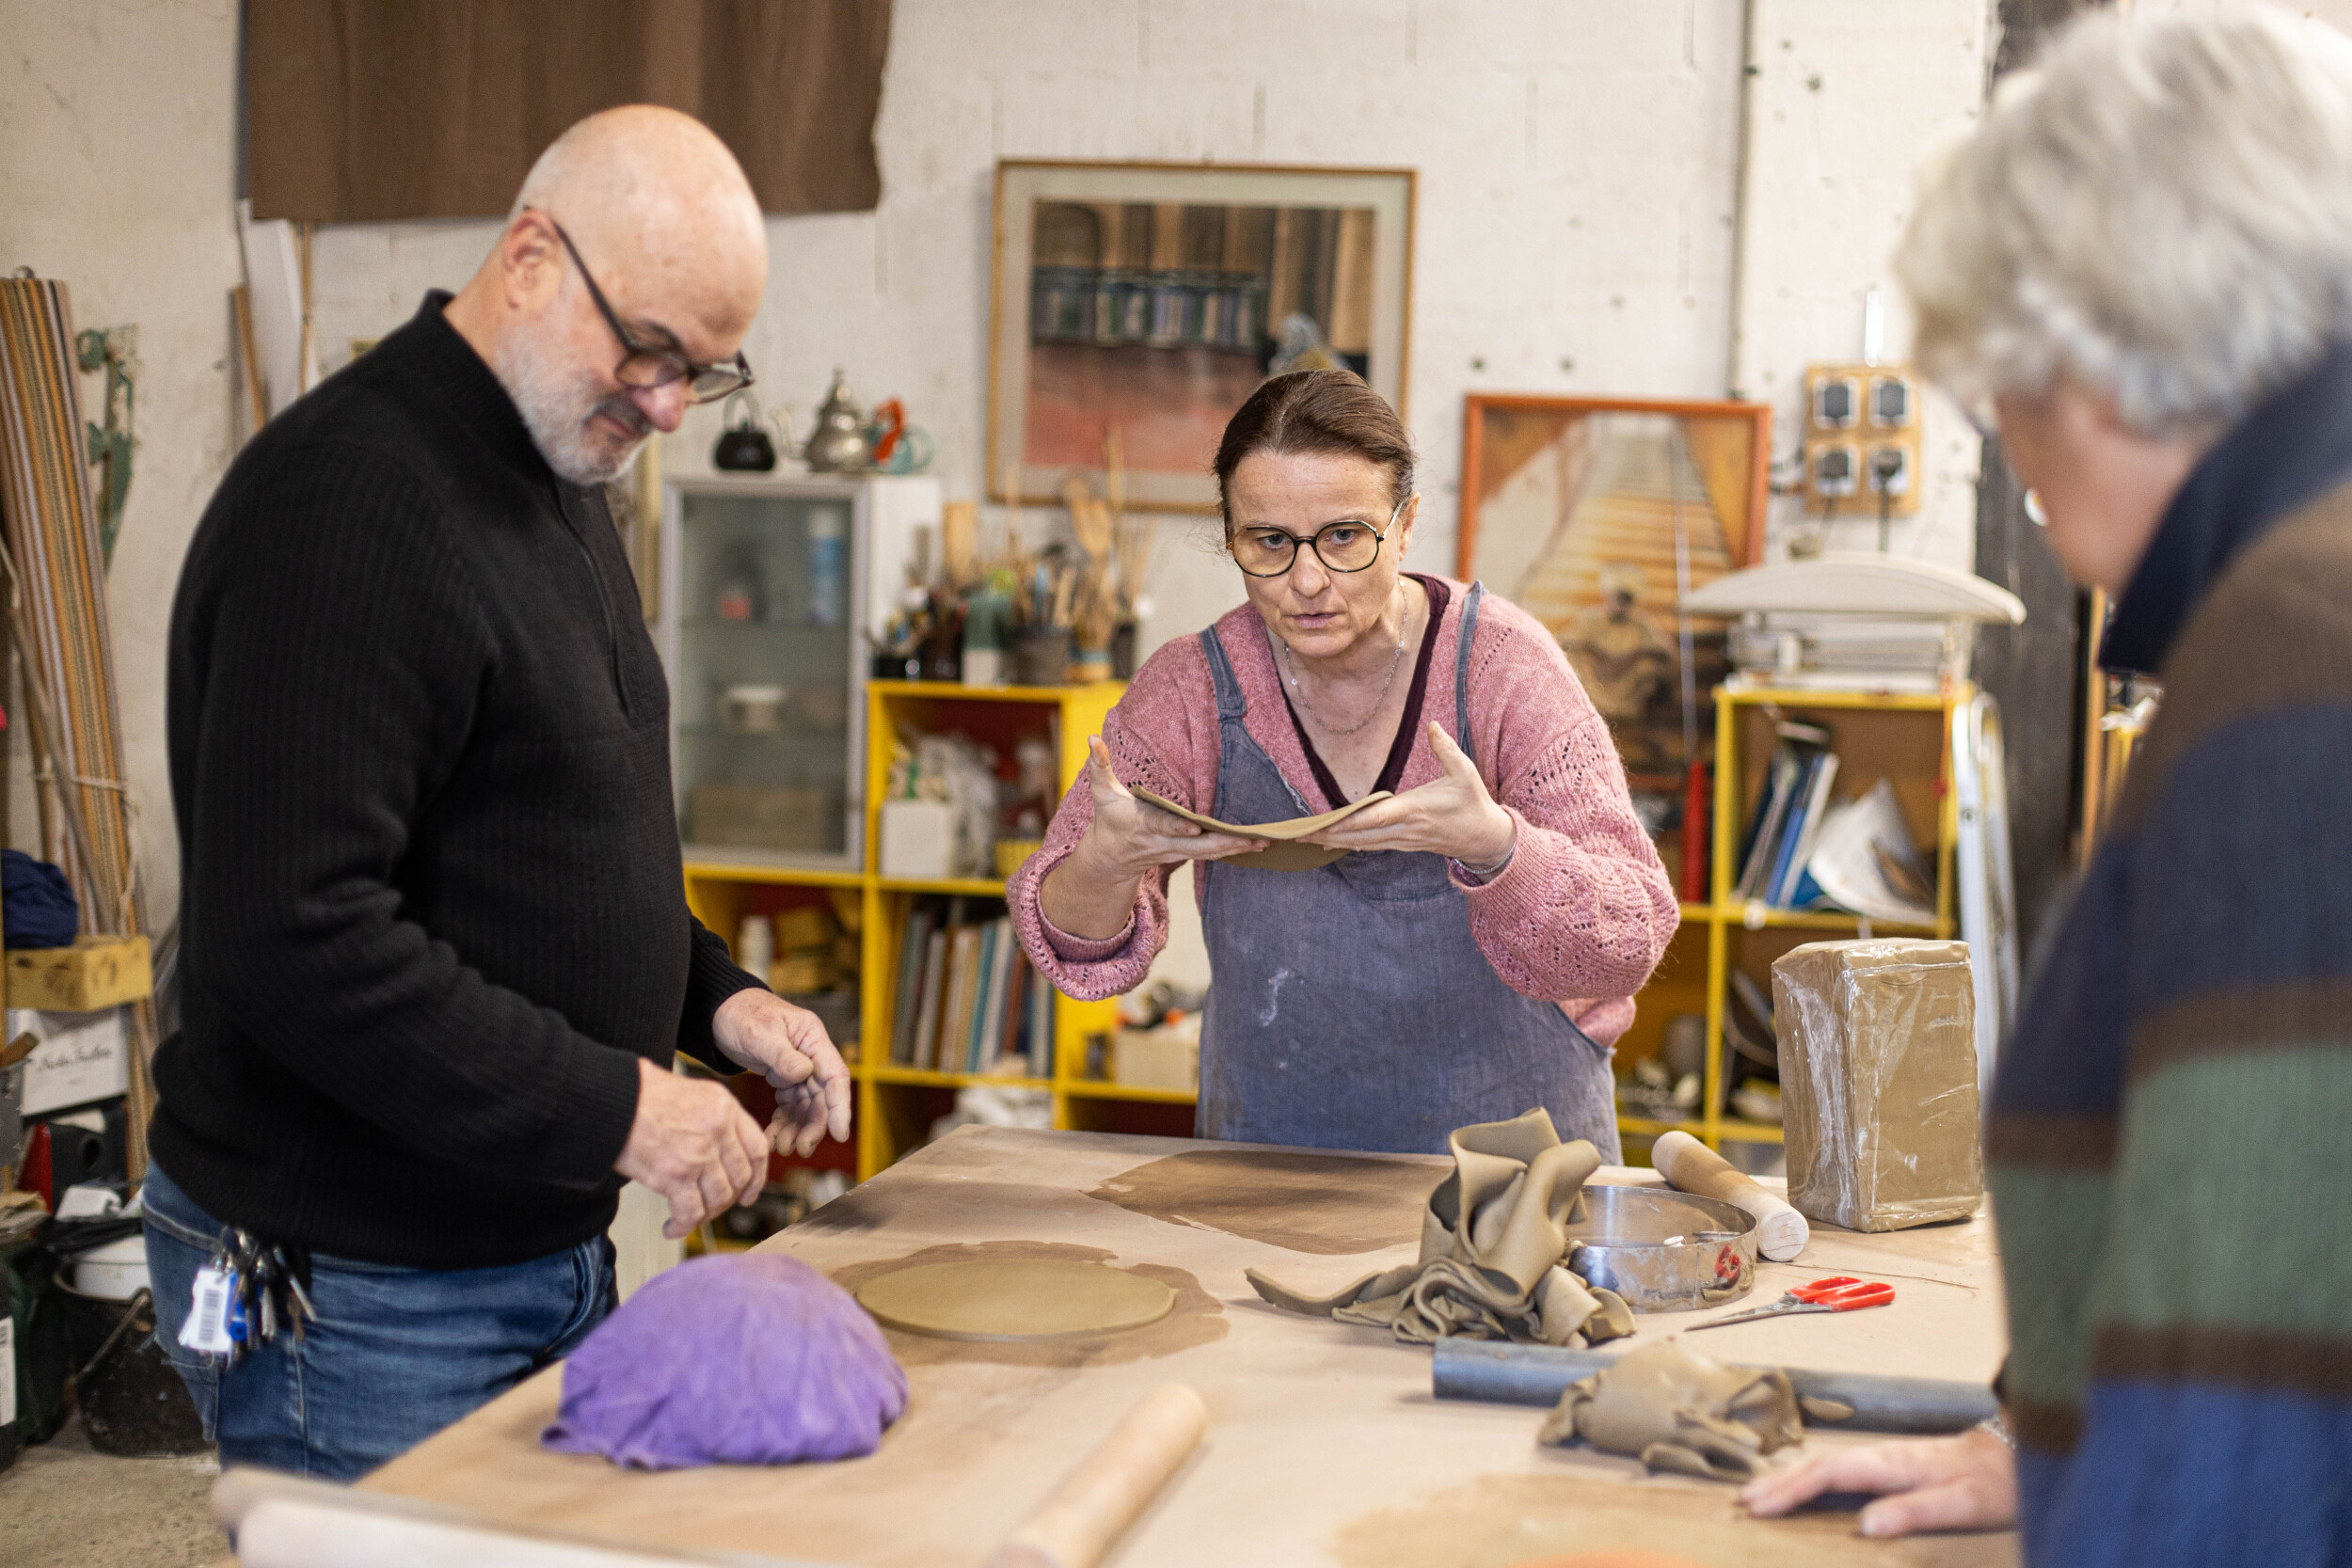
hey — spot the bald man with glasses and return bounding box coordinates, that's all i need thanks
[146,106,850,1480]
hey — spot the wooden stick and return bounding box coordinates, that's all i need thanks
[295,220,315,396]
[986,1385,1207,1568]
[942,500,977,588]
[231,285,268,435]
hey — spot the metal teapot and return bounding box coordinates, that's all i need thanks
[711,389,778,471]
[803,369,873,473]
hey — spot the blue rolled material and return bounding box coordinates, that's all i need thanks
[3,849,78,948]
[1432,1337,1998,1434]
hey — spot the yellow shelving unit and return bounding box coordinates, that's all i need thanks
[1617,683,1967,1154]
[685,679,1184,1182]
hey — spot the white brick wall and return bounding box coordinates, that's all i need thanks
[4,0,1999,929]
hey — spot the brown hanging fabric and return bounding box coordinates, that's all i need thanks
[244,0,893,222]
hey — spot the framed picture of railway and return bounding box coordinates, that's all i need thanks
[1456,394,1771,783]
[988,160,1416,512]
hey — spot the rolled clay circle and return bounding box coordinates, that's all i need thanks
[1502,1555,1711,1568]
[854,1259,1178,1342]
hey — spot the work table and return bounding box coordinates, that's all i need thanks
[365,1127,2017,1567]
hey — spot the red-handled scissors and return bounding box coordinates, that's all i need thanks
[1689,1275,1896,1331]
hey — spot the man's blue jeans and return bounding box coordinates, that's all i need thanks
[141,1162,614,1480]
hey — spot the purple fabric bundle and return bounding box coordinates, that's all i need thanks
[542,1253,907,1469]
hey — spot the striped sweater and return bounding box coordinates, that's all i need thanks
[1989,345,2352,1565]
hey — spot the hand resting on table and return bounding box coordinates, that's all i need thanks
[1739,1426,2018,1537]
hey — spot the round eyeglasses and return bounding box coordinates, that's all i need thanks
[1231,497,1407,578]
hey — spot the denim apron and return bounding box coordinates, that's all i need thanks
[1195,584,1622,1159]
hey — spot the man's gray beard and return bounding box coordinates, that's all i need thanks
[499,324,649,486]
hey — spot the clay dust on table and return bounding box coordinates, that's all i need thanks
[1331,1470,2019,1568]
[1085,1148,1442,1256]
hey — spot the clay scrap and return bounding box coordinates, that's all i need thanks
[1131,787,1392,871]
[1537,1338,1804,1482]
[1246,1108,1635,1348]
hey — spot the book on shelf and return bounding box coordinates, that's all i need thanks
[965,920,1001,1071]
[1769,751,1839,907]
[965,920,993,1071]
[1025,968,1056,1079]
[885,894,1059,1080]
[889,904,938,1065]
[911,924,948,1069]
[978,917,1023,1072]
[939,921,983,1071]
[987,934,1029,1076]
[1735,720,1833,909]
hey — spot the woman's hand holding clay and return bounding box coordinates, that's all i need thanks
[1041,736,1264,940]
[1307,722,1517,870]
[1738,1427,2018,1538]
[1073,736,1268,876]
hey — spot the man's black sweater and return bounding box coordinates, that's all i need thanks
[152,294,758,1269]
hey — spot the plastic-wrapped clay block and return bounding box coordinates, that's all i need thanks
[1772,940,1982,1233]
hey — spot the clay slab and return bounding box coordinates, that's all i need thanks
[1132,787,1393,871]
[855,1259,1177,1342]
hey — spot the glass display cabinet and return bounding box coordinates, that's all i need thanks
[661,473,942,870]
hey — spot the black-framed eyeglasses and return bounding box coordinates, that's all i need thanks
[1230,496,1408,578]
[536,212,755,404]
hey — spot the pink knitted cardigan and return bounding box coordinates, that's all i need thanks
[1006,577,1680,1048]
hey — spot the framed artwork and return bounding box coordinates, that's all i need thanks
[988,160,1416,512]
[1456,394,1771,783]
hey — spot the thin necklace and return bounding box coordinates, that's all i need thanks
[1281,587,1412,737]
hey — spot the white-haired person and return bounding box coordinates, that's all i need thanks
[1744,12,2352,1561]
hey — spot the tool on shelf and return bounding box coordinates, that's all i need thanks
[1686,1275,1893,1331]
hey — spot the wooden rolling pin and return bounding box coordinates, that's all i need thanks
[986,1385,1207,1568]
[214,1468,822,1568]
[1652,1130,1810,1261]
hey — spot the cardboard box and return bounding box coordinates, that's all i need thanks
[879,799,956,880]
[688,785,833,853]
[1110,1020,1200,1094]
[12,1007,129,1117]
[1772,939,1982,1232]
[5,936,151,1014]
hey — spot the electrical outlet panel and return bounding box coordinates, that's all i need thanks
[1812,443,1859,498]
[1813,375,1860,430]
[1867,442,1910,496]
[1802,361,1921,517]
[1869,374,1912,428]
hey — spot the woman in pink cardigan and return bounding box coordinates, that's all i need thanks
[1008,371,1677,1157]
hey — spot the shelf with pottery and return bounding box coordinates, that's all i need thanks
[1616,683,1968,1157]
[685,678,1178,1184]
